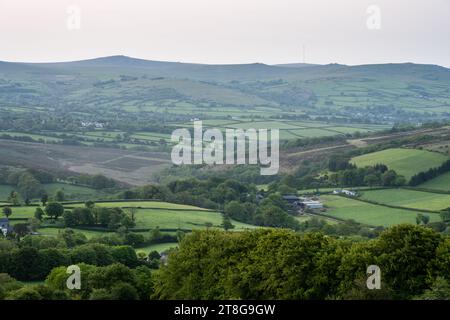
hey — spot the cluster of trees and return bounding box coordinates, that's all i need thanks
[327,163,406,188]
[224,194,300,230]
[155,164,275,185]
[154,225,450,300]
[67,174,117,190]
[0,263,154,300]
[122,178,257,211]
[0,168,54,186]
[62,204,134,231]
[1,171,46,201]
[86,227,180,249]
[410,160,450,186]
[0,235,143,281]
[298,217,384,238]
[0,167,117,204]
[14,227,178,255]
[1,218,449,300]
[122,178,300,230]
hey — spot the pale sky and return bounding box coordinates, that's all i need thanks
[0,0,449,66]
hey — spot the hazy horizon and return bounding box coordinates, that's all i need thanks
[0,0,449,67]
[1,54,450,69]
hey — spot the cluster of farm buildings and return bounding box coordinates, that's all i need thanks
[282,189,358,213]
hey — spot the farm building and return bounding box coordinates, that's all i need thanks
[300,200,324,210]
[282,195,324,210]
[282,195,301,205]
[0,218,11,236]
[333,189,357,197]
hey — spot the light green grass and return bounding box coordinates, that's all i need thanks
[360,189,450,211]
[351,148,449,180]
[136,242,178,254]
[37,227,114,239]
[134,208,257,231]
[6,206,40,219]
[419,172,450,191]
[321,194,441,227]
[294,215,338,225]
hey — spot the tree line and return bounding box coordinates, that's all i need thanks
[409,160,450,186]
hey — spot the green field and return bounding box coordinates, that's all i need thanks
[351,148,449,180]
[136,242,178,254]
[67,201,210,210]
[167,119,389,142]
[25,200,259,236]
[0,183,107,202]
[37,227,122,239]
[6,206,39,219]
[321,194,441,227]
[294,215,339,225]
[134,208,256,230]
[298,186,378,194]
[360,189,450,211]
[419,171,450,191]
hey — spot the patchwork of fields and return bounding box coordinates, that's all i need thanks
[4,200,258,237]
[0,119,390,147]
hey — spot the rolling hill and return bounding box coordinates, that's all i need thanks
[1,56,450,125]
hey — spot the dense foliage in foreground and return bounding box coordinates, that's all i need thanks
[153,225,450,300]
[1,224,449,300]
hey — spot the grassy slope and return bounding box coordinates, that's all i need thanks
[134,208,257,230]
[321,194,441,227]
[351,148,449,180]
[419,171,450,191]
[360,189,450,211]
[15,200,259,236]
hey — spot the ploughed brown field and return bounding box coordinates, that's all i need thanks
[0,140,171,186]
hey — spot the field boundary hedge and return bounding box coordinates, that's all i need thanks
[404,186,450,195]
[61,199,216,212]
[38,225,193,233]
